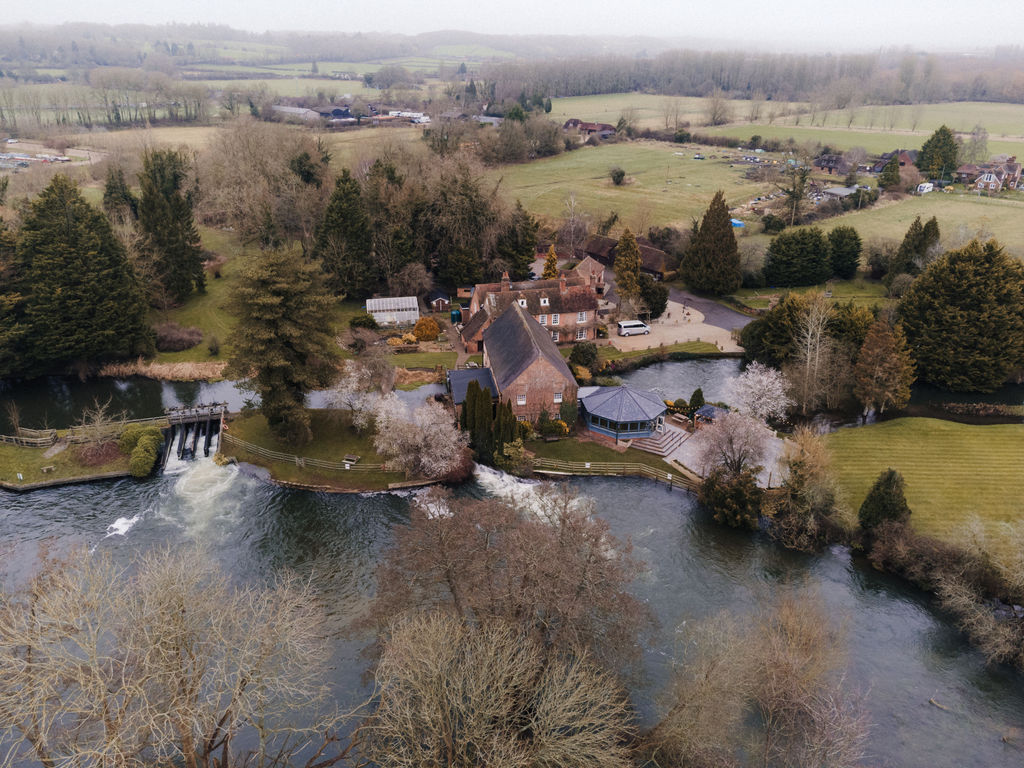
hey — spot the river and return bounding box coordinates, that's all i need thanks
[2,369,1024,766]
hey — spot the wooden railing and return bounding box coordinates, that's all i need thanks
[532,457,699,490]
[220,432,387,473]
[0,431,57,447]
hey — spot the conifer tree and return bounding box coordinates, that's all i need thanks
[226,247,340,445]
[763,227,832,287]
[613,228,643,304]
[102,165,138,219]
[314,168,375,298]
[879,155,900,189]
[496,201,539,281]
[900,239,1024,392]
[137,149,205,304]
[0,222,25,377]
[858,468,911,530]
[827,225,862,280]
[541,244,559,279]
[888,216,940,281]
[680,190,741,295]
[17,175,151,375]
[916,125,959,181]
[853,320,915,414]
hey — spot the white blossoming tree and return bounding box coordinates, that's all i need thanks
[726,361,793,423]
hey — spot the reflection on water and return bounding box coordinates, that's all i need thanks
[618,358,742,403]
[2,462,1023,768]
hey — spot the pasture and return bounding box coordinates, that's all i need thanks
[827,417,1024,551]
[490,141,774,229]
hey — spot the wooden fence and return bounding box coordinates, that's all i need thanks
[532,457,699,491]
[0,430,57,447]
[221,432,386,473]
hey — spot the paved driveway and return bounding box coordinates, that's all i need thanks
[610,300,741,353]
[669,287,754,331]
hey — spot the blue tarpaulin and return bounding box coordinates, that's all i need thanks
[730,218,745,227]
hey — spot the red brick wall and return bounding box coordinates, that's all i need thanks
[500,357,578,421]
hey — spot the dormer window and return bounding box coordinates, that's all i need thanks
[540,297,549,307]
[518,299,527,307]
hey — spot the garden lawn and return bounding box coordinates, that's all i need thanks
[225,410,406,491]
[733,279,888,310]
[827,418,1024,547]
[598,341,721,362]
[0,443,129,487]
[390,351,457,369]
[528,436,671,474]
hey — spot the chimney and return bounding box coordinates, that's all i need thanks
[500,271,510,292]
[559,275,567,295]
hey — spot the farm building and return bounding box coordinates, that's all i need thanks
[366,296,419,327]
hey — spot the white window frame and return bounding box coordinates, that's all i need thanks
[518,298,527,307]
[540,297,549,306]
[577,311,587,322]
[516,394,527,406]
[551,331,560,342]
[554,392,563,404]
[539,314,547,325]
[576,328,586,340]
[551,313,560,325]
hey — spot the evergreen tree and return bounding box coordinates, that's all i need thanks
[0,222,25,377]
[495,201,539,281]
[889,216,939,281]
[879,155,900,189]
[471,382,494,463]
[680,190,742,295]
[226,247,340,445]
[16,176,151,375]
[853,320,915,414]
[102,165,138,220]
[827,225,862,280]
[900,239,1024,392]
[763,227,832,287]
[738,293,810,366]
[314,169,375,298]
[137,149,205,304]
[638,273,669,319]
[688,387,705,415]
[494,400,517,457]
[858,468,912,530]
[916,125,960,181]
[613,228,643,304]
[541,244,559,279]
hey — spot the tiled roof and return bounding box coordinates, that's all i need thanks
[460,308,491,342]
[581,386,667,422]
[448,368,497,405]
[483,286,597,317]
[482,304,575,392]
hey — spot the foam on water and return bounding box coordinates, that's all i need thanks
[160,458,247,537]
[104,513,141,538]
[473,464,591,524]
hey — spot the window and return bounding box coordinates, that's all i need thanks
[554,392,563,404]
[576,328,586,340]
[551,314,559,325]
[539,314,547,325]
[551,331,560,342]
[577,311,587,322]
[517,415,527,422]
[518,299,527,307]
[516,394,526,406]
[540,297,549,306]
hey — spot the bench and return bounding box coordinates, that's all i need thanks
[41,465,55,474]
[343,454,361,464]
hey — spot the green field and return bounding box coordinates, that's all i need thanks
[734,279,888,310]
[0,442,129,487]
[827,418,1024,547]
[527,435,671,473]
[770,101,1024,138]
[491,141,773,228]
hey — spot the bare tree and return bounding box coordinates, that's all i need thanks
[694,412,770,476]
[326,360,381,432]
[785,295,834,415]
[558,192,590,259]
[748,91,765,123]
[704,89,732,126]
[366,485,651,675]
[0,546,355,768]
[361,613,635,768]
[726,362,793,423]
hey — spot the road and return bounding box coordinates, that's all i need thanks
[668,287,754,332]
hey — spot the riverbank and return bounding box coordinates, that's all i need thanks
[0,441,131,491]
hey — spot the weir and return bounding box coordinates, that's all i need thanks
[161,403,228,468]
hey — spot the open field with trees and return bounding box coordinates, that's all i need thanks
[827,418,1024,547]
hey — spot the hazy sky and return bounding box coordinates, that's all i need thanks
[10,0,1024,50]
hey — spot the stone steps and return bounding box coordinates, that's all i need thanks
[632,427,688,457]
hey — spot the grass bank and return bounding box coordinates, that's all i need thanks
[528,436,671,473]
[0,442,130,488]
[827,417,1024,547]
[223,410,406,491]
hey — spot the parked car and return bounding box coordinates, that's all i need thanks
[616,320,651,336]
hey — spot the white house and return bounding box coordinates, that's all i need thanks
[366,296,420,327]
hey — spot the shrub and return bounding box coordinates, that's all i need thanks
[610,167,626,185]
[413,316,440,341]
[673,129,692,143]
[858,468,911,531]
[129,444,158,477]
[119,424,162,454]
[559,398,578,426]
[207,335,220,356]
[568,341,599,371]
[887,273,915,298]
[762,213,786,234]
[350,313,379,330]
[153,322,203,352]
[386,336,405,346]
[573,364,593,384]
[699,468,763,529]
[401,332,418,344]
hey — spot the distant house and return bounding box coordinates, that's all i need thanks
[426,290,451,314]
[823,186,857,200]
[572,256,607,295]
[365,296,419,327]
[582,235,671,281]
[271,105,321,122]
[871,150,918,174]
[563,118,616,139]
[580,386,667,442]
[482,304,578,421]
[473,115,503,127]
[461,272,600,353]
[955,156,1021,192]
[813,154,851,175]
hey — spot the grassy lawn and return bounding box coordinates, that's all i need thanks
[598,340,722,362]
[489,141,773,229]
[390,351,457,369]
[733,279,889,310]
[0,443,129,487]
[528,436,671,473]
[225,410,406,491]
[827,418,1024,548]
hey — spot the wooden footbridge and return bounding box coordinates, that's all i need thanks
[163,403,228,462]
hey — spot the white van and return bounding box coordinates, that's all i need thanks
[617,320,650,336]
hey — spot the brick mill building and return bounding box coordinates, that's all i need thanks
[460,271,600,354]
[481,303,578,421]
